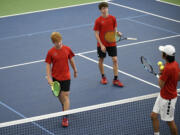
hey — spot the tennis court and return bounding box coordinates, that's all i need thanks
[0,0,180,134]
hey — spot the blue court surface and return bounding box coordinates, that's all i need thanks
[0,0,180,134]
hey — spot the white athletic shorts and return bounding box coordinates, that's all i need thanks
[153,94,177,121]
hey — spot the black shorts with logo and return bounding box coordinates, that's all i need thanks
[97,46,117,58]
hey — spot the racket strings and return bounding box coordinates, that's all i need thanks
[105,31,137,43]
[104,32,119,43]
[52,81,60,97]
[144,63,152,72]
[53,82,59,90]
[141,57,153,73]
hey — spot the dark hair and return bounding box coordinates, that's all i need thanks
[163,52,175,63]
[98,2,108,10]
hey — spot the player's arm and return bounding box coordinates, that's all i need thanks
[94,31,103,46]
[115,27,119,33]
[46,63,53,85]
[69,57,78,78]
[178,72,180,81]
[94,31,103,45]
[158,79,165,89]
[115,27,122,36]
[158,65,168,88]
[94,31,106,52]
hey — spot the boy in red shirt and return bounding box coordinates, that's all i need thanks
[93,2,123,87]
[45,32,77,127]
[151,45,180,135]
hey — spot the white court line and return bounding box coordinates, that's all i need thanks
[0,85,179,128]
[0,1,104,19]
[0,34,180,70]
[0,93,161,128]
[108,2,180,23]
[0,60,44,70]
[0,14,147,41]
[78,54,159,88]
[78,53,180,92]
[78,34,180,55]
[78,53,180,96]
[156,0,180,7]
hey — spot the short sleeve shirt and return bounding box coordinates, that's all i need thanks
[94,15,117,47]
[45,45,75,81]
[160,61,180,99]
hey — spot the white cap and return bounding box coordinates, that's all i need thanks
[159,45,175,56]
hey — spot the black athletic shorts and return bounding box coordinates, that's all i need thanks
[53,78,71,92]
[97,46,117,58]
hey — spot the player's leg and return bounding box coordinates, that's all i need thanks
[151,112,160,135]
[112,56,118,78]
[151,95,161,135]
[58,80,71,110]
[52,78,64,110]
[60,91,70,111]
[162,98,178,135]
[167,121,178,135]
[107,46,123,87]
[58,95,64,110]
[58,80,71,127]
[99,58,105,77]
[59,91,70,127]
[97,47,107,84]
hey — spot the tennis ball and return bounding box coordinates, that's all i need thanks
[160,65,164,70]
[157,61,163,66]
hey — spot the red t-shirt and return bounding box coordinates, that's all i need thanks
[93,15,117,47]
[45,45,75,81]
[160,61,180,99]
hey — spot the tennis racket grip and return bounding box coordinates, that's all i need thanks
[126,37,137,40]
[45,76,53,86]
[156,74,159,78]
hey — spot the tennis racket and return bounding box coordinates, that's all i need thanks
[140,56,159,78]
[140,57,180,96]
[51,81,60,97]
[45,76,60,97]
[104,31,137,43]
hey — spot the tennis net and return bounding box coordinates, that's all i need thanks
[0,93,179,135]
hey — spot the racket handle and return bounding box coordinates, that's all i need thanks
[45,76,53,86]
[156,74,159,78]
[127,38,137,40]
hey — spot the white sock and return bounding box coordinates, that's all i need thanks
[154,132,159,135]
